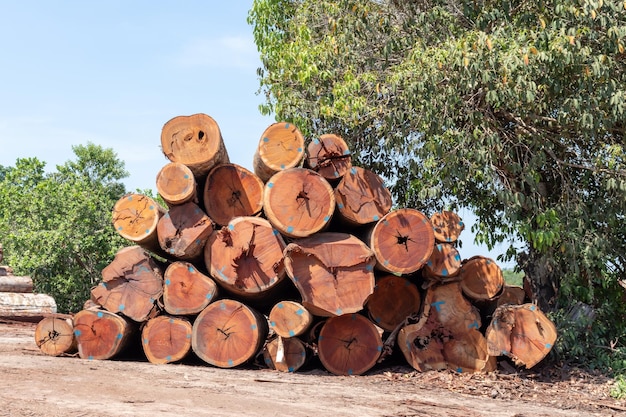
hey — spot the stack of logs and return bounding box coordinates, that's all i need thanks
[34,114,557,375]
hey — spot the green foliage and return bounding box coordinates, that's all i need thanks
[0,143,129,312]
[612,374,626,399]
[502,268,524,286]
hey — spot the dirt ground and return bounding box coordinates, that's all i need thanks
[1,319,625,417]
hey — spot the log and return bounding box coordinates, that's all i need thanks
[333,166,392,228]
[263,167,335,238]
[141,315,193,364]
[305,133,352,181]
[268,300,314,338]
[204,216,287,299]
[0,275,34,293]
[367,208,435,275]
[459,256,504,302]
[486,303,557,369]
[160,113,230,178]
[162,261,218,315]
[283,232,376,317]
[202,163,264,226]
[430,210,465,243]
[156,162,198,206]
[398,312,450,372]
[90,246,163,322]
[0,292,57,320]
[253,122,305,182]
[497,285,527,307]
[422,243,462,284]
[157,201,214,261]
[0,266,13,276]
[35,314,77,356]
[317,313,383,376]
[191,299,268,368]
[111,193,167,257]
[425,282,482,335]
[365,275,421,332]
[262,335,308,373]
[73,309,136,360]
[443,329,491,373]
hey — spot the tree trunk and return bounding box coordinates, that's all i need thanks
[91,246,163,322]
[141,315,193,364]
[191,299,268,368]
[443,329,492,373]
[202,163,264,226]
[305,133,352,182]
[0,292,57,320]
[73,309,136,360]
[397,313,449,372]
[422,243,462,284]
[367,208,435,275]
[425,282,482,335]
[430,210,465,243]
[160,113,230,179]
[333,166,392,228]
[157,201,214,262]
[458,256,504,302]
[0,275,33,293]
[156,162,198,206]
[162,261,218,315]
[111,193,167,257]
[497,285,527,307]
[365,275,421,332]
[317,313,383,376]
[517,250,558,312]
[253,122,305,182]
[268,300,314,338]
[263,167,335,238]
[262,335,308,373]
[35,314,77,356]
[283,232,376,317]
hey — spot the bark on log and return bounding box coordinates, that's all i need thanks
[268,300,314,338]
[73,309,136,360]
[162,261,218,315]
[160,113,230,178]
[253,122,305,182]
[367,208,435,275]
[0,292,57,320]
[204,216,287,299]
[91,246,163,322]
[157,201,214,261]
[365,275,421,332]
[35,315,77,356]
[112,193,167,257]
[202,163,264,226]
[262,335,308,373]
[0,275,34,293]
[334,166,392,228]
[191,299,268,368]
[486,303,557,369]
[317,313,383,376]
[263,168,335,238]
[422,243,462,284]
[305,134,352,181]
[283,232,376,317]
[459,256,504,302]
[141,315,193,364]
[430,210,465,243]
[156,162,198,206]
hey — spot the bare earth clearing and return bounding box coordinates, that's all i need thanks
[0,320,624,417]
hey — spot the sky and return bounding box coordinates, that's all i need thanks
[0,1,514,266]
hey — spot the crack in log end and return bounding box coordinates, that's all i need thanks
[198,130,205,142]
[227,189,245,209]
[395,231,411,252]
[342,337,357,350]
[220,229,234,247]
[535,319,545,336]
[217,325,234,340]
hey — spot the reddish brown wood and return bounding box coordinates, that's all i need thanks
[157,201,214,261]
[365,275,421,332]
[262,336,308,373]
[443,329,491,373]
[497,285,527,307]
[334,166,392,227]
[305,133,352,181]
[156,162,198,206]
[398,313,449,372]
[111,193,166,257]
[459,256,505,302]
[162,261,218,315]
[253,122,305,182]
[141,315,193,364]
[35,315,77,356]
[73,309,136,360]
[268,300,314,338]
[422,243,462,283]
[430,211,465,243]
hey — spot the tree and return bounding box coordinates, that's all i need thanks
[0,143,129,312]
[249,0,626,362]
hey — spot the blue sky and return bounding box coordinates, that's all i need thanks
[0,1,514,266]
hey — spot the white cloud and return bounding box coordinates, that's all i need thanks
[174,35,260,71]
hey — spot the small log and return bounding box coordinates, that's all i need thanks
[497,285,527,307]
[162,261,218,315]
[397,313,449,372]
[283,232,376,317]
[253,122,305,182]
[202,163,264,226]
[367,208,435,275]
[111,193,167,257]
[268,300,314,338]
[157,201,214,261]
[365,275,421,332]
[204,216,287,299]
[160,113,230,178]
[191,299,268,368]
[334,166,392,228]
[422,243,462,283]
[459,256,504,302]
[156,162,198,206]
[141,315,193,364]
[263,168,335,238]
[91,246,163,322]
[262,335,308,373]
[425,282,482,335]
[34,315,77,356]
[0,275,34,293]
[0,292,57,320]
[317,313,383,376]
[486,303,557,369]
[73,309,136,360]
[443,329,491,373]
[430,210,465,243]
[305,134,352,181]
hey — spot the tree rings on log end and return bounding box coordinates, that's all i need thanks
[73,309,135,360]
[35,315,77,356]
[263,336,308,372]
[142,315,192,364]
[268,300,313,338]
[459,256,504,301]
[430,211,465,243]
[162,261,218,315]
[423,243,462,282]
[334,166,392,227]
[366,275,421,332]
[253,122,305,182]
[157,201,214,261]
[112,193,165,255]
[156,162,197,206]
[306,133,352,181]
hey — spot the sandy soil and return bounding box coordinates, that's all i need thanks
[1,319,625,417]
